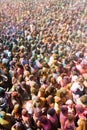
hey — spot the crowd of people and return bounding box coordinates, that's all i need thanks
[0,0,87,130]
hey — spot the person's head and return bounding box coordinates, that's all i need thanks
[60,105,68,115]
[46,95,54,105]
[75,104,84,114]
[47,108,56,116]
[38,116,48,124]
[65,99,73,108]
[54,96,61,103]
[68,114,75,122]
[38,87,45,97]
[13,104,20,113]
[31,87,38,95]
[22,108,28,116]
[33,96,41,107]
[12,122,25,130]
[34,108,42,119]
[16,63,23,69]
[45,85,55,96]
[80,95,87,108]
[24,64,29,70]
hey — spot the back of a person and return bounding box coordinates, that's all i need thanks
[47,108,58,130]
[76,117,87,130]
[60,112,67,130]
[42,120,53,130]
[65,121,75,130]
[64,114,76,130]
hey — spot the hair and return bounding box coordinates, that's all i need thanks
[13,122,25,130]
[61,105,68,114]
[22,108,28,116]
[46,95,54,104]
[68,114,74,122]
[76,104,84,114]
[47,108,56,116]
[39,116,48,124]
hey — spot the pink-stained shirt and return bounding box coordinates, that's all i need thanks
[60,112,68,130]
[64,119,76,130]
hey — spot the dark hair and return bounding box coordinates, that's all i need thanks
[39,116,48,124]
[47,108,56,116]
[61,105,68,114]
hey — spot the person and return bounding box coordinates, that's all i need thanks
[65,99,75,115]
[0,0,87,130]
[0,111,15,130]
[22,108,37,130]
[64,114,76,130]
[11,122,26,130]
[11,104,22,122]
[76,114,87,130]
[47,108,59,130]
[36,116,53,130]
[60,105,68,130]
